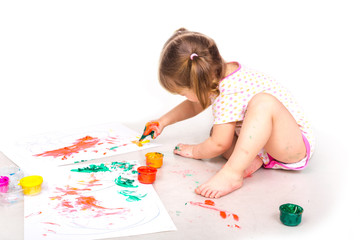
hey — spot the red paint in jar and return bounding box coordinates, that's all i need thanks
[137,166,157,184]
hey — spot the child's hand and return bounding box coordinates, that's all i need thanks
[173,144,199,159]
[143,121,162,139]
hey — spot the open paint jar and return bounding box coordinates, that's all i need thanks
[279,203,304,226]
[0,185,23,205]
[145,152,164,168]
[0,176,9,193]
[20,175,43,196]
[0,166,24,188]
[137,166,157,184]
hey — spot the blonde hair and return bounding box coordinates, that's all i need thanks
[159,28,226,109]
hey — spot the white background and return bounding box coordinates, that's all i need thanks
[1,0,359,239]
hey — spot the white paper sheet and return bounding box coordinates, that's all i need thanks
[4,122,160,174]
[24,160,176,239]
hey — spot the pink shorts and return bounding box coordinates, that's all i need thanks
[234,122,312,170]
[262,133,311,170]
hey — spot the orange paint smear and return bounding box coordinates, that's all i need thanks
[34,136,100,160]
[50,184,130,218]
[132,139,150,147]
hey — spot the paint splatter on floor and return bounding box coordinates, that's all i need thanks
[170,169,198,178]
[188,200,241,229]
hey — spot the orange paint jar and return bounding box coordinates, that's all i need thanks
[137,166,157,184]
[145,152,163,168]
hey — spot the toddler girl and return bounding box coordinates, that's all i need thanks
[145,28,315,199]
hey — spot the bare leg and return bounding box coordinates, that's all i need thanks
[195,93,306,198]
[222,134,263,178]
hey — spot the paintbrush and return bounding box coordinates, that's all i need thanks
[138,122,159,142]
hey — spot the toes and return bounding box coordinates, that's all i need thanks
[197,184,210,197]
[214,191,222,199]
[209,190,219,199]
[203,189,212,198]
[195,184,206,195]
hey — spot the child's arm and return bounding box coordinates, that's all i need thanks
[158,100,204,128]
[174,122,236,159]
[143,100,204,139]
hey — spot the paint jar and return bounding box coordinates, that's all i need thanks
[0,184,24,205]
[20,175,43,196]
[279,203,304,226]
[0,176,9,193]
[0,166,24,189]
[145,152,164,168]
[137,166,157,184]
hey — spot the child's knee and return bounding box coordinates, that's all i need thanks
[247,93,279,113]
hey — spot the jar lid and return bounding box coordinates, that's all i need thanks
[20,176,43,188]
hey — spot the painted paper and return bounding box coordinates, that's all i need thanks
[24,160,176,239]
[4,122,159,173]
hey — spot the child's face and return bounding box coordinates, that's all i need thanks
[179,88,199,103]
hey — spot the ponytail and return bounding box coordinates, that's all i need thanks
[159,28,226,109]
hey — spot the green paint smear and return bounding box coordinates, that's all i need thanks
[114,176,138,188]
[71,161,136,174]
[118,190,147,202]
[111,162,135,172]
[71,163,110,173]
[109,146,119,150]
[74,160,88,163]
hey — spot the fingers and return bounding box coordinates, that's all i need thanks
[151,126,161,139]
[173,144,183,155]
[173,144,194,158]
[143,121,161,139]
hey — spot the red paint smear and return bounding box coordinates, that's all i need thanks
[204,200,215,206]
[53,186,91,196]
[25,211,42,218]
[34,136,100,160]
[51,185,130,218]
[189,200,240,225]
[42,222,61,226]
[220,211,227,219]
[78,174,102,188]
[227,224,241,229]
[61,200,74,209]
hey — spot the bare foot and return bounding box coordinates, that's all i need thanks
[195,165,244,199]
[195,157,263,198]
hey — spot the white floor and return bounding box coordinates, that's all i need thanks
[1,1,359,239]
[1,114,359,240]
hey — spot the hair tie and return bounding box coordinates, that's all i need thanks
[190,53,198,60]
